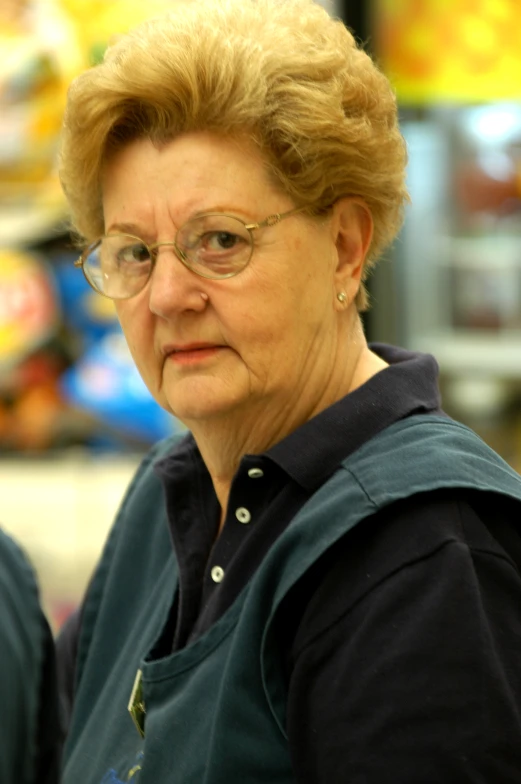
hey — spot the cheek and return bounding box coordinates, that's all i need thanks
[115,304,149,363]
[114,304,133,344]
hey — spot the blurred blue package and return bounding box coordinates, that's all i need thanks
[53,255,119,344]
[61,330,180,444]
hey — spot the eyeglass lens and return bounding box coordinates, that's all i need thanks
[83,215,254,299]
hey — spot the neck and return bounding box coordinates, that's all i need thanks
[187,313,387,525]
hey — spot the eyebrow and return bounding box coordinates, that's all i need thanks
[105,222,148,237]
[105,207,255,238]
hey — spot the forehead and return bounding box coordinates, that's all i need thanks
[101,132,287,226]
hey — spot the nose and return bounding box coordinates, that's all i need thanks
[147,245,207,318]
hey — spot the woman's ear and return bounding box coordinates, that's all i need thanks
[331,197,373,302]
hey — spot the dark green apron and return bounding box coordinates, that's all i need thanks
[62,416,521,783]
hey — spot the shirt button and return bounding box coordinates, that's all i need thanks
[235,507,252,524]
[211,565,225,583]
[247,467,264,479]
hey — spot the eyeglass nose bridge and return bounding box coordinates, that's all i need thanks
[150,240,189,264]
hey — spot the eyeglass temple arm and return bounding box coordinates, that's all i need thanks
[245,205,307,231]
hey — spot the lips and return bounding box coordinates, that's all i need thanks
[162,342,225,366]
[162,342,221,357]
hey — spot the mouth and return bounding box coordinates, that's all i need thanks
[163,343,224,366]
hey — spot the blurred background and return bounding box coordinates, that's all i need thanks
[2,0,521,629]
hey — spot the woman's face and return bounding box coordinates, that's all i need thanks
[102,132,351,429]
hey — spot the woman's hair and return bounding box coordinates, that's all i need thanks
[59,0,408,309]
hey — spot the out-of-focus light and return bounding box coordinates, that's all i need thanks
[477,150,516,182]
[464,106,521,145]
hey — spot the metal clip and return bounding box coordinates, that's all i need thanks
[128,668,146,739]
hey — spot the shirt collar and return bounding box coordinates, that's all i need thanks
[155,344,442,492]
[265,344,441,490]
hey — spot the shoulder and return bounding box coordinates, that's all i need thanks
[98,431,189,551]
[0,527,41,633]
[121,431,188,498]
[283,488,521,783]
[343,415,521,508]
[0,528,60,784]
[0,526,44,678]
[281,487,521,654]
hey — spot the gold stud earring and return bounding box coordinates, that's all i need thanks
[337,291,347,304]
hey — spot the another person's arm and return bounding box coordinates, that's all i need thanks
[0,529,61,784]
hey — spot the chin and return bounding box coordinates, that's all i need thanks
[169,400,240,425]
[164,382,247,425]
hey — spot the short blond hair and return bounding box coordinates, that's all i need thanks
[59,0,408,309]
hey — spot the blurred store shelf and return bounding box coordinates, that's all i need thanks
[0,203,68,247]
[414,331,521,378]
[0,453,141,629]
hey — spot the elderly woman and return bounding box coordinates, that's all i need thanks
[56,1,521,782]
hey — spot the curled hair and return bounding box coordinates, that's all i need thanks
[59,0,408,309]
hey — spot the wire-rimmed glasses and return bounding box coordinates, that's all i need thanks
[74,206,306,300]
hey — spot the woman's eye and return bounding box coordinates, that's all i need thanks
[118,243,151,263]
[203,231,241,252]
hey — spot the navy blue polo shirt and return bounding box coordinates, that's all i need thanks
[153,343,442,651]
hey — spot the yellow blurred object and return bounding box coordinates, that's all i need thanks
[0,0,84,214]
[58,0,178,65]
[85,290,117,322]
[375,0,521,103]
[0,248,58,371]
[0,0,176,219]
